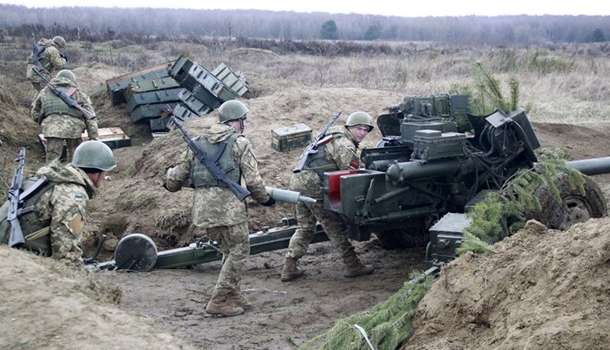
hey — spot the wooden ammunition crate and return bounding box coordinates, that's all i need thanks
[271,123,312,152]
[82,127,131,149]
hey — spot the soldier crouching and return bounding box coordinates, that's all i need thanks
[164,100,275,317]
[281,111,375,281]
[0,141,116,265]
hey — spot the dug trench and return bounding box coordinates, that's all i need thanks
[2,71,610,349]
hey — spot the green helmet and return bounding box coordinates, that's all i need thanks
[346,111,374,131]
[72,140,117,172]
[218,100,249,123]
[56,69,76,83]
[52,36,66,49]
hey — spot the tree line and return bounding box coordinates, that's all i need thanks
[0,4,608,46]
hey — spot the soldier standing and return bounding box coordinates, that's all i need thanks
[164,100,275,317]
[0,141,116,265]
[27,36,68,91]
[281,111,375,281]
[31,69,98,163]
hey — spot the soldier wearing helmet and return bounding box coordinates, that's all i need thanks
[0,141,116,265]
[31,69,98,163]
[27,36,68,91]
[281,111,375,282]
[164,100,274,317]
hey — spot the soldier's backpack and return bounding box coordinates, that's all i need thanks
[25,42,48,79]
[0,177,53,256]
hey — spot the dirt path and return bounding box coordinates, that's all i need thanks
[98,241,426,349]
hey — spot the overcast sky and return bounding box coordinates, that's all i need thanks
[2,0,609,17]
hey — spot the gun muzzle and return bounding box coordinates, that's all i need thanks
[265,187,316,204]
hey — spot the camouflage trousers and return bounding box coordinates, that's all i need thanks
[207,222,249,298]
[46,137,81,163]
[285,201,359,266]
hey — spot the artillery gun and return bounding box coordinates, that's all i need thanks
[322,94,610,263]
[89,94,610,272]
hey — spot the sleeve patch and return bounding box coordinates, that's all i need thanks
[67,214,84,235]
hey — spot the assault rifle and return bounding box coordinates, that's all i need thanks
[293,112,342,173]
[31,66,96,120]
[169,118,251,201]
[8,148,26,247]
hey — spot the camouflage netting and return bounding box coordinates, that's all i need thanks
[459,152,590,254]
[299,272,433,350]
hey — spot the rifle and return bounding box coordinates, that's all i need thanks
[8,148,26,248]
[293,112,342,173]
[169,118,251,201]
[31,66,96,120]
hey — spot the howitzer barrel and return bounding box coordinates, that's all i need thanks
[386,158,475,183]
[567,157,610,176]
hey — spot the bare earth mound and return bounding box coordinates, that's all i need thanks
[0,247,194,350]
[402,218,610,350]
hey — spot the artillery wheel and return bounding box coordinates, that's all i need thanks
[530,173,607,229]
[114,233,158,272]
[375,218,430,249]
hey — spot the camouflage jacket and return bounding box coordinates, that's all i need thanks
[35,162,96,263]
[31,76,98,139]
[290,126,360,199]
[165,120,271,228]
[28,39,66,81]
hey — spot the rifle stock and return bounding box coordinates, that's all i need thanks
[293,112,342,173]
[8,148,26,247]
[170,118,251,201]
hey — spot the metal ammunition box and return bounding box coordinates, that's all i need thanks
[126,88,183,113]
[149,117,174,133]
[128,76,180,94]
[130,103,177,122]
[212,63,249,97]
[105,64,170,105]
[271,123,312,152]
[178,89,211,116]
[169,56,240,109]
[400,119,457,144]
[425,212,471,263]
[412,130,466,161]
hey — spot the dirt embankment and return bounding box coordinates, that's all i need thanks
[403,218,610,350]
[0,246,195,350]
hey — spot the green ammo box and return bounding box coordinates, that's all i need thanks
[271,123,312,152]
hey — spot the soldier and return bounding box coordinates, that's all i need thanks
[281,111,375,282]
[164,100,275,317]
[0,141,116,265]
[31,69,98,163]
[27,36,68,91]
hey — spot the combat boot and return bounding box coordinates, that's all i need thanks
[229,290,253,310]
[343,255,374,278]
[205,296,244,317]
[281,257,305,282]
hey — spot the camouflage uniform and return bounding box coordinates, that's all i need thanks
[0,161,96,265]
[31,76,98,163]
[286,126,368,271]
[165,119,271,303]
[27,39,67,91]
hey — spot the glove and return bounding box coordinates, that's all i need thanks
[260,197,276,207]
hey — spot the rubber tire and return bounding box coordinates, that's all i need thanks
[529,173,607,229]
